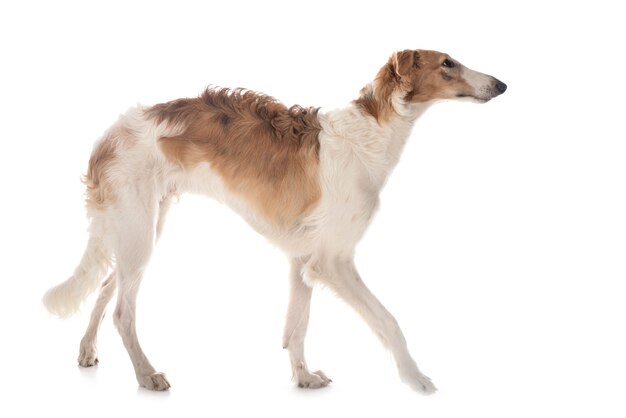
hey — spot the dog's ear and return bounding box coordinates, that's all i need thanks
[391,50,420,81]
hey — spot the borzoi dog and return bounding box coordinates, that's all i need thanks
[44,49,506,393]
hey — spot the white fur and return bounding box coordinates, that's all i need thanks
[42,220,112,318]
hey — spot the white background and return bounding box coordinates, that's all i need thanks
[1,0,624,417]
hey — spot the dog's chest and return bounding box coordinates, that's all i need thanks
[302,172,380,254]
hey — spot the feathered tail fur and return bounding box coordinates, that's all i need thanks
[43,225,112,318]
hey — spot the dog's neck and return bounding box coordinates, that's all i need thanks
[382,96,433,165]
[321,98,433,191]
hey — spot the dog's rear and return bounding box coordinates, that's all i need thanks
[43,109,142,317]
[43,105,186,387]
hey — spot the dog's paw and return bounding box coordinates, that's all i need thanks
[139,372,171,391]
[297,370,332,389]
[404,372,437,395]
[78,344,99,367]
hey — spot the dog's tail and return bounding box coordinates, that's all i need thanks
[43,123,121,318]
[43,229,112,318]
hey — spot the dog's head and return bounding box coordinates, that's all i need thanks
[356,49,506,121]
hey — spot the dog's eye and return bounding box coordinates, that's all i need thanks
[442,59,455,68]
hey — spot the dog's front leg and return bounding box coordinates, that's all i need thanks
[310,256,436,394]
[282,257,331,388]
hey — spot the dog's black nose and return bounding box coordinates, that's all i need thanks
[496,81,507,94]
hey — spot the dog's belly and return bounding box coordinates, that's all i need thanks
[165,161,319,255]
[163,158,379,258]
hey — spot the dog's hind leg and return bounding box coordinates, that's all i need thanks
[77,194,174,369]
[282,258,331,388]
[78,272,117,367]
[309,256,436,394]
[111,195,170,390]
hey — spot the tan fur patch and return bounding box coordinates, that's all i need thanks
[354,49,474,122]
[403,50,474,103]
[83,132,120,209]
[83,123,139,209]
[353,60,399,123]
[147,88,322,227]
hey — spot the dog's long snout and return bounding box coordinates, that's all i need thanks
[461,67,507,102]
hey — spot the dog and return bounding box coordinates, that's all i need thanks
[43,49,506,393]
